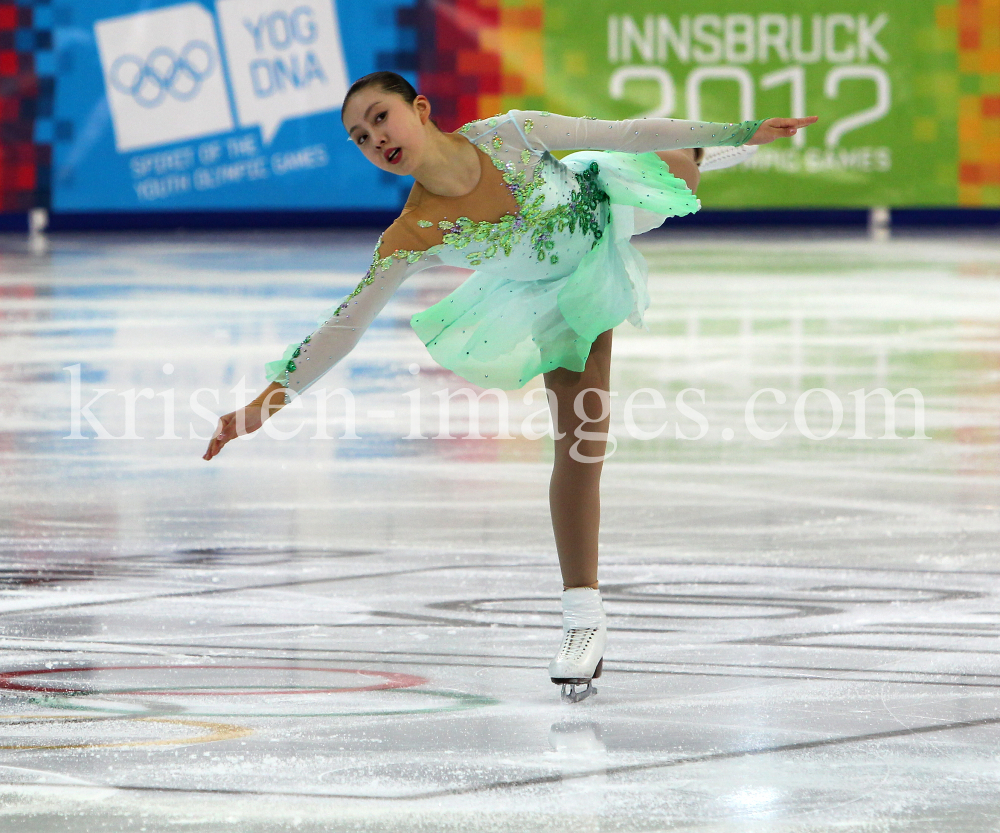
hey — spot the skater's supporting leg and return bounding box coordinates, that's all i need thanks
[540,151,692,589]
[543,327,614,590]
[655,148,700,193]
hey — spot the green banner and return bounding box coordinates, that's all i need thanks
[533,1,987,208]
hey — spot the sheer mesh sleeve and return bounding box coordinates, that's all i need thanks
[264,231,441,404]
[508,109,766,154]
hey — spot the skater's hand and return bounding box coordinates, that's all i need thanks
[202,383,286,461]
[745,116,819,145]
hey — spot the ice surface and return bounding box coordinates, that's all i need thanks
[1,228,999,832]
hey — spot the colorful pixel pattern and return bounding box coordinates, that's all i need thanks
[412,0,545,133]
[0,0,51,212]
[939,0,1000,205]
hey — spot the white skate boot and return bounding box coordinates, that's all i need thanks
[696,144,759,172]
[549,587,607,703]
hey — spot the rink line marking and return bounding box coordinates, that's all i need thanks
[2,566,998,627]
[38,688,499,718]
[0,665,427,696]
[11,638,1000,681]
[6,644,1000,689]
[0,563,510,618]
[733,630,1000,655]
[2,664,497,718]
[10,652,1000,690]
[600,559,1000,578]
[20,552,1000,578]
[429,595,859,618]
[0,716,250,751]
[4,713,997,799]
[3,557,1000,622]
[7,618,993,636]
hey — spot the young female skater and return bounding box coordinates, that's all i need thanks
[202,71,817,702]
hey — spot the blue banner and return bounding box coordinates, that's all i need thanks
[51,0,413,211]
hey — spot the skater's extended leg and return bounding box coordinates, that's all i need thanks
[543,336,613,701]
[655,148,700,193]
[543,327,614,590]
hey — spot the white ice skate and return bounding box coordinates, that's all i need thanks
[549,587,607,703]
[696,143,759,172]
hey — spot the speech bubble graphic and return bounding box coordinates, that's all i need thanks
[95,3,235,153]
[216,0,349,145]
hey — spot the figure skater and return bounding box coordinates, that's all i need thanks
[202,70,817,702]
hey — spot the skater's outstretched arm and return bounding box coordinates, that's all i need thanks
[509,110,817,154]
[742,116,819,145]
[203,231,439,461]
[263,239,439,400]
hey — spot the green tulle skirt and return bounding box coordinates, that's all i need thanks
[409,150,700,390]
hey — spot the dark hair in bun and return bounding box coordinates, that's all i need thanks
[342,71,421,117]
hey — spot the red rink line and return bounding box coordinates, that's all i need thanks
[0,665,428,696]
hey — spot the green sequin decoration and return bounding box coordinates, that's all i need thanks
[358,116,609,273]
[417,219,433,228]
[370,243,394,273]
[276,332,312,390]
[417,138,608,268]
[523,118,533,133]
[492,135,503,149]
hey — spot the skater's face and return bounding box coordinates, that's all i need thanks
[343,88,432,176]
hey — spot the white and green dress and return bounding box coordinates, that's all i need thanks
[265,110,765,402]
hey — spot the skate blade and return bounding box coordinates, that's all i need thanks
[560,682,596,703]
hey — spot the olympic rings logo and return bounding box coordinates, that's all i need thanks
[108,40,216,108]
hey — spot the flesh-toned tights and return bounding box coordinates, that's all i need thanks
[543,149,700,590]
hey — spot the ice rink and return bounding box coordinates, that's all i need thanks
[2,227,999,832]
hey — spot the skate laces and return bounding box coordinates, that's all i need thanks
[556,588,605,662]
[557,627,599,661]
